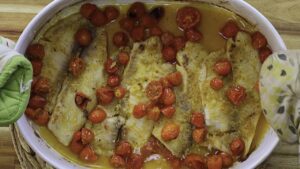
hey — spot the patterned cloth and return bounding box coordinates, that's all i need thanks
[260,51,300,143]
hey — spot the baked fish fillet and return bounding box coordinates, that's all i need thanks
[48,28,107,146]
[121,37,175,149]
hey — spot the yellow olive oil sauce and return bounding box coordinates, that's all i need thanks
[37,1,269,168]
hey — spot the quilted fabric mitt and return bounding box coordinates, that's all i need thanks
[0,37,32,126]
[260,51,300,143]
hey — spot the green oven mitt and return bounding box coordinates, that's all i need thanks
[260,51,300,143]
[0,37,32,126]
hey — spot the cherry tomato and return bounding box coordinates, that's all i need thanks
[104,6,120,22]
[74,28,92,46]
[176,7,201,30]
[150,26,163,36]
[139,15,157,28]
[80,3,97,19]
[104,58,119,74]
[33,77,50,95]
[170,158,183,169]
[220,21,239,39]
[184,153,207,169]
[207,155,222,169]
[259,46,272,63]
[68,57,85,77]
[26,43,45,60]
[75,92,90,109]
[34,109,49,126]
[31,60,43,76]
[115,141,133,157]
[161,123,180,141]
[96,86,114,105]
[69,131,84,154]
[147,106,161,122]
[166,71,183,86]
[173,36,186,51]
[161,32,175,46]
[161,88,176,106]
[131,26,145,42]
[251,31,267,49]
[160,77,173,88]
[79,146,98,162]
[90,9,107,27]
[127,153,144,169]
[114,86,127,99]
[190,112,205,128]
[226,85,247,106]
[230,137,245,156]
[161,105,176,118]
[133,103,147,119]
[110,154,126,168]
[220,152,233,168]
[149,6,165,21]
[81,128,94,145]
[213,59,232,76]
[88,108,107,124]
[107,75,121,87]
[119,17,135,32]
[185,29,203,42]
[113,31,129,47]
[162,46,176,62]
[28,95,46,109]
[127,2,146,19]
[146,80,163,101]
[210,77,224,90]
[25,107,38,120]
[192,128,206,144]
[118,51,130,65]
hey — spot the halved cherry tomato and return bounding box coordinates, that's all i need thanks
[207,155,222,169]
[96,86,114,105]
[26,43,45,60]
[107,75,121,87]
[68,57,85,77]
[127,2,146,19]
[161,105,176,118]
[176,7,201,30]
[104,58,119,74]
[146,80,163,101]
[161,88,176,106]
[69,131,84,154]
[25,107,37,120]
[88,108,107,124]
[192,128,206,144]
[220,21,239,39]
[191,112,205,128]
[161,123,180,141]
[79,146,98,162]
[33,77,50,95]
[115,141,133,157]
[75,28,92,46]
[110,154,126,168]
[34,109,49,126]
[213,59,232,76]
[230,137,245,156]
[114,86,127,99]
[28,95,47,109]
[160,77,173,88]
[226,85,247,106]
[150,26,163,36]
[184,153,207,169]
[133,103,147,119]
[90,9,107,27]
[185,29,202,42]
[119,17,135,32]
[147,106,161,121]
[161,32,175,46]
[173,36,186,51]
[113,31,129,47]
[220,152,233,168]
[259,46,272,63]
[81,128,94,145]
[131,26,145,42]
[166,71,183,86]
[162,46,176,62]
[75,92,91,109]
[210,77,224,90]
[31,60,43,76]
[104,6,120,22]
[80,3,97,19]
[251,31,267,49]
[139,15,157,28]
[118,51,130,65]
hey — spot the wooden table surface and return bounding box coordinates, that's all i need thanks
[0,0,299,169]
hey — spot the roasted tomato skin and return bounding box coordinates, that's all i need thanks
[214,59,232,76]
[131,26,145,42]
[161,123,180,141]
[118,51,130,65]
[127,2,146,19]
[166,71,183,86]
[33,77,50,94]
[127,153,144,169]
[119,17,135,32]
[161,32,175,46]
[210,77,224,90]
[161,88,176,106]
[34,109,49,126]
[104,6,120,22]
[26,43,45,60]
[133,103,147,119]
[68,57,85,77]
[162,46,176,62]
[114,86,127,99]
[192,128,206,144]
[74,28,92,47]
[90,9,107,27]
[161,105,176,118]
[113,31,129,47]
[79,146,98,162]
[69,131,84,154]
[220,152,234,168]
[104,58,119,74]
[226,85,247,106]
[80,3,97,19]
[107,75,121,87]
[230,137,245,156]
[176,6,201,30]
[185,29,203,42]
[220,21,239,39]
[146,80,163,101]
[28,95,47,109]
[31,60,43,76]
[110,154,126,168]
[96,86,114,105]
[207,155,223,169]
[190,112,205,128]
[81,128,94,145]
[259,47,272,63]
[115,141,133,157]
[88,108,107,124]
[184,153,207,169]
[251,31,267,49]
[173,36,186,51]
[147,106,161,122]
